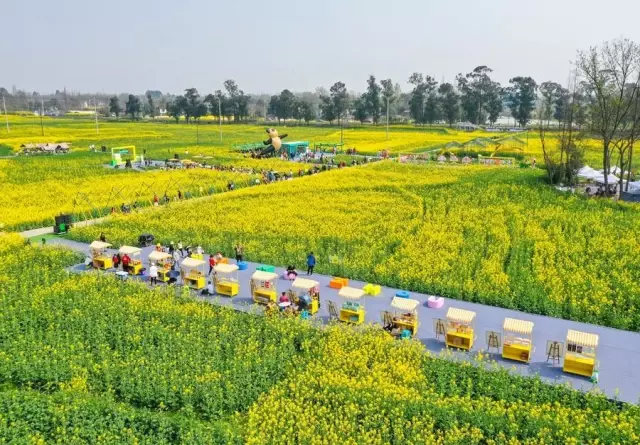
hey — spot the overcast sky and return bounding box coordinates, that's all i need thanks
[2,0,639,95]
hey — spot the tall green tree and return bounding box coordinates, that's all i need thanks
[298,100,315,124]
[168,96,187,123]
[322,81,349,127]
[319,95,336,124]
[437,83,459,127]
[267,95,280,122]
[409,73,437,125]
[222,80,249,123]
[380,79,398,122]
[277,89,296,122]
[486,82,504,126]
[507,77,538,127]
[539,81,562,123]
[423,93,440,125]
[553,87,571,123]
[353,95,369,124]
[204,91,226,121]
[365,75,381,124]
[456,66,496,124]
[145,92,156,118]
[125,94,141,120]
[109,96,122,119]
[183,88,201,123]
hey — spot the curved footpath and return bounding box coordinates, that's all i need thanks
[41,237,640,404]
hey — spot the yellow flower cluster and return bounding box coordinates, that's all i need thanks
[245,325,640,444]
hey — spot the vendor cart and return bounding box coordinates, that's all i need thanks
[148,251,173,283]
[502,318,534,363]
[181,257,207,290]
[445,307,476,350]
[339,286,366,325]
[89,241,112,269]
[563,329,599,378]
[119,245,143,275]
[288,278,320,315]
[388,297,420,337]
[251,270,279,305]
[213,263,239,297]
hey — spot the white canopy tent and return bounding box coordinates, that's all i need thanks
[577,166,601,180]
[593,173,620,185]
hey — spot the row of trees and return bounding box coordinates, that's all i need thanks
[108,81,251,123]
[538,38,640,193]
[267,90,315,124]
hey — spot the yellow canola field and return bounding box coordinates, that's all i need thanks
[0,155,255,230]
[1,115,607,160]
[72,162,640,331]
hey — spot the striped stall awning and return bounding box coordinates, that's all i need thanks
[566,329,599,348]
[391,297,420,312]
[446,307,476,324]
[503,318,534,335]
[339,286,365,300]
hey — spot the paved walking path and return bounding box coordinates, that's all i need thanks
[41,237,640,404]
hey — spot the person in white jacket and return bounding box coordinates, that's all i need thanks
[149,263,158,285]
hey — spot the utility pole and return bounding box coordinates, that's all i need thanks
[94,97,99,134]
[218,97,222,143]
[2,94,8,133]
[340,113,344,145]
[40,97,44,136]
[386,96,390,141]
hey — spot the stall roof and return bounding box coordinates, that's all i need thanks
[291,277,319,290]
[447,307,476,324]
[251,270,279,281]
[339,286,365,300]
[89,241,111,249]
[119,245,141,255]
[214,263,239,274]
[503,318,534,335]
[182,257,206,268]
[391,297,420,312]
[567,329,599,348]
[148,251,172,261]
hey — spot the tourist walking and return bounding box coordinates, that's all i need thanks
[149,263,158,285]
[306,252,316,276]
[234,243,244,262]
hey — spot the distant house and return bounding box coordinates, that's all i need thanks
[454,121,479,132]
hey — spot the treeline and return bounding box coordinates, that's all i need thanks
[100,68,591,128]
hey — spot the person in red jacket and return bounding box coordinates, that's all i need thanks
[121,253,131,271]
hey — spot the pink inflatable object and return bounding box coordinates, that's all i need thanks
[427,296,444,309]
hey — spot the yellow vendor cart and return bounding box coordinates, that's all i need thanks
[446,307,476,350]
[288,278,320,315]
[213,263,239,297]
[90,241,112,269]
[563,329,599,378]
[181,257,207,290]
[388,297,420,337]
[251,270,278,304]
[119,245,143,275]
[502,318,534,363]
[148,251,173,283]
[339,286,366,324]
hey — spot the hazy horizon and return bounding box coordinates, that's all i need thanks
[2,0,640,95]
